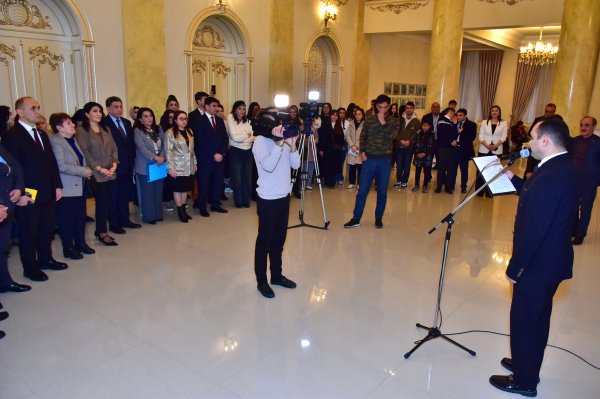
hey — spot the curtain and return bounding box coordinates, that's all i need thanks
[510,62,542,125]
[523,64,555,123]
[479,50,504,117]
[458,51,483,121]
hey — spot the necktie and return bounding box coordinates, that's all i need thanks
[32,128,44,150]
[210,116,216,130]
[116,118,127,141]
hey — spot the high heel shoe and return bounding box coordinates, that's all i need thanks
[97,233,118,246]
[177,206,188,223]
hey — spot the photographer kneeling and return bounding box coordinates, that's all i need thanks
[252,124,300,298]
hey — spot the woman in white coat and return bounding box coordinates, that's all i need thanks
[476,105,507,196]
[345,107,365,189]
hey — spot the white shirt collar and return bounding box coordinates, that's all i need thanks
[18,119,35,131]
[538,151,568,168]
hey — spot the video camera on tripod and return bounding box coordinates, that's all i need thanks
[252,109,300,140]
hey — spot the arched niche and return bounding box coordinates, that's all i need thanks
[184,7,252,112]
[304,32,343,106]
[0,0,96,114]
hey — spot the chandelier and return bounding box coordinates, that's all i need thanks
[519,27,559,66]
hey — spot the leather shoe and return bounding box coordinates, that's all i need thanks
[0,330,5,339]
[199,209,210,217]
[270,276,296,289]
[211,206,228,213]
[572,236,584,245]
[257,284,275,298]
[500,359,540,383]
[0,311,8,322]
[124,221,142,229]
[434,188,442,193]
[109,226,126,234]
[63,248,83,260]
[79,244,96,254]
[24,270,48,282]
[0,282,32,293]
[40,259,68,271]
[489,375,537,397]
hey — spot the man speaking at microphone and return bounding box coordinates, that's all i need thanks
[489,118,578,397]
[252,124,300,299]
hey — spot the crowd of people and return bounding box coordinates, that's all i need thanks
[0,92,598,334]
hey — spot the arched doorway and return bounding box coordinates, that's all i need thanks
[304,33,342,106]
[185,10,250,113]
[0,0,94,114]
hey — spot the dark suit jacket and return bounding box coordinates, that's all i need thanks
[421,112,440,133]
[188,108,204,135]
[584,137,600,187]
[192,113,228,164]
[102,116,135,176]
[0,143,24,212]
[507,153,578,283]
[457,118,476,159]
[3,123,62,203]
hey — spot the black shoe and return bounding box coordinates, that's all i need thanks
[124,221,142,229]
[243,204,250,208]
[109,226,126,234]
[434,188,442,193]
[199,208,210,217]
[271,276,297,289]
[24,270,48,282]
[85,216,95,223]
[63,248,83,260]
[461,188,467,194]
[344,218,361,229]
[97,234,118,246]
[257,284,275,298]
[211,206,228,213]
[40,259,68,271]
[146,220,156,225]
[0,330,5,339]
[489,375,537,397]
[0,283,32,293]
[79,244,96,255]
[183,209,192,220]
[0,311,8,322]
[500,359,540,383]
[572,236,584,245]
[375,218,383,229]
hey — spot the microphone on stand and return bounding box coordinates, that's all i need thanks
[500,148,530,165]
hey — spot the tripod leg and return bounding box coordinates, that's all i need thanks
[439,334,476,356]
[309,136,329,227]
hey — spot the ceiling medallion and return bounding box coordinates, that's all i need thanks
[28,46,64,71]
[369,1,431,14]
[212,61,231,78]
[193,25,226,50]
[0,42,16,66]
[0,0,51,30]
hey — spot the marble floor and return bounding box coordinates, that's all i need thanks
[1,164,599,399]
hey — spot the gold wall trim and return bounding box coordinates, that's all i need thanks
[0,0,51,30]
[193,25,226,49]
[28,45,64,71]
[368,1,431,14]
[0,42,16,66]
[477,0,529,4]
[212,61,231,78]
[192,58,206,74]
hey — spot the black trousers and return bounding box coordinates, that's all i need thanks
[254,195,290,286]
[348,164,362,185]
[0,215,15,288]
[574,182,597,238]
[109,173,133,228]
[457,155,470,191]
[196,161,224,209]
[436,148,458,190]
[92,179,114,234]
[229,147,253,206]
[15,199,56,273]
[414,164,432,187]
[56,196,86,251]
[510,279,560,389]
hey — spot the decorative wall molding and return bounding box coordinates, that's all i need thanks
[368,1,431,14]
[0,0,52,30]
[193,25,226,50]
[477,0,529,4]
[212,61,231,78]
[321,0,350,6]
[0,42,16,66]
[192,58,206,74]
[28,45,64,71]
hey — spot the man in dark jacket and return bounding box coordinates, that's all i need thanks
[393,101,420,188]
[455,108,476,193]
[490,118,578,397]
[434,108,458,194]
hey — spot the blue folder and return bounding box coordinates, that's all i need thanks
[147,161,167,182]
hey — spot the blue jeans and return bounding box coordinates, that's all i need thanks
[352,158,392,220]
[395,147,413,184]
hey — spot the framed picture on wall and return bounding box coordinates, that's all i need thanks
[422,85,427,96]
[384,82,392,95]
[408,85,416,95]
[392,83,400,95]
[416,85,423,96]
[400,97,407,106]
[401,84,408,95]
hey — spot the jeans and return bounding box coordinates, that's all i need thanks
[414,164,432,187]
[395,147,413,184]
[335,150,346,183]
[303,161,315,185]
[352,158,391,220]
[229,146,253,206]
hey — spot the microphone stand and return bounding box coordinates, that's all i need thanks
[404,158,517,359]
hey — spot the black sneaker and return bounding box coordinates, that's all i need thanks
[271,276,297,289]
[257,284,275,298]
[344,218,361,228]
[375,218,383,229]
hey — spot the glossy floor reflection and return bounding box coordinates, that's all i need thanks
[1,168,599,399]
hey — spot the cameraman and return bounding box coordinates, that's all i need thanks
[252,124,300,298]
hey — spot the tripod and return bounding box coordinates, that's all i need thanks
[404,158,515,359]
[289,130,330,230]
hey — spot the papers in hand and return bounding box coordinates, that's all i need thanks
[348,148,359,157]
[472,156,516,196]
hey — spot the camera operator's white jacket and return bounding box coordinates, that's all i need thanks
[252,135,301,200]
